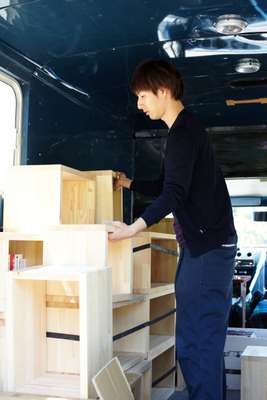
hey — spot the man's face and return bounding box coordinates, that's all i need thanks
[136,89,166,120]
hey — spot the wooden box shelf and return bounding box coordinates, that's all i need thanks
[84,170,123,223]
[4,165,95,232]
[113,300,149,355]
[151,347,176,400]
[133,233,178,296]
[5,266,112,399]
[149,293,176,361]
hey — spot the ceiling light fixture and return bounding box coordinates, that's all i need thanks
[215,14,248,34]
[235,58,261,73]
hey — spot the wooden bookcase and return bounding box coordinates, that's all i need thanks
[111,232,179,399]
[0,164,180,400]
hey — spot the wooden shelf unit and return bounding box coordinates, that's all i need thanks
[5,266,112,399]
[3,165,95,232]
[0,164,181,399]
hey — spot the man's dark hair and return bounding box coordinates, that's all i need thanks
[131,59,184,100]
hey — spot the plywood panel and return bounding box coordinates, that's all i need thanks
[241,346,267,400]
[151,239,178,285]
[4,165,62,232]
[5,277,47,390]
[92,357,134,400]
[80,268,113,399]
[43,229,108,268]
[108,239,133,294]
[133,235,151,293]
[61,180,95,224]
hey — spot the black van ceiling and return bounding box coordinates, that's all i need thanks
[0,0,266,177]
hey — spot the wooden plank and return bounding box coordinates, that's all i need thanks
[46,294,79,309]
[113,293,146,309]
[5,277,46,390]
[133,235,151,293]
[149,336,175,360]
[43,229,108,268]
[15,373,80,398]
[11,265,107,281]
[3,165,62,232]
[147,218,174,235]
[61,179,95,224]
[85,171,123,223]
[92,357,134,400]
[241,346,267,400]
[79,268,113,399]
[134,283,175,297]
[108,239,133,294]
[115,352,145,371]
[0,239,9,312]
[0,393,95,400]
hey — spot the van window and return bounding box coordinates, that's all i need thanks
[0,80,17,194]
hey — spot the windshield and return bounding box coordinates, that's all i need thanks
[233,206,267,247]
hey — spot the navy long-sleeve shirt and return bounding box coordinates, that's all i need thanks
[131,109,236,257]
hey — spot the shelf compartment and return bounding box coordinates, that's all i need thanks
[5,267,112,399]
[133,233,178,296]
[152,347,176,393]
[84,170,123,223]
[113,300,149,354]
[4,164,95,232]
[149,335,175,361]
[150,293,176,337]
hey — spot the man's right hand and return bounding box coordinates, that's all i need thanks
[114,172,132,190]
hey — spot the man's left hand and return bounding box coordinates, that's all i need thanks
[108,218,147,241]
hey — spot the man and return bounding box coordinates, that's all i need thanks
[109,59,237,400]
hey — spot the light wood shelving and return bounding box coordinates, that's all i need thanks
[0,164,180,399]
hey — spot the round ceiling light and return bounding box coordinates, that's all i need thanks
[235,58,261,73]
[215,14,248,34]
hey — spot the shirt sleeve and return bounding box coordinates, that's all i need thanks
[130,173,164,197]
[140,128,198,227]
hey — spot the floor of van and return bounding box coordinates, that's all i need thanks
[169,389,240,399]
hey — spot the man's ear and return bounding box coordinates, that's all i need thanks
[158,87,168,97]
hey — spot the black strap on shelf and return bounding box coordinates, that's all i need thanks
[149,308,176,327]
[225,369,240,375]
[133,242,178,257]
[113,308,176,342]
[46,332,80,341]
[150,243,178,257]
[133,243,151,253]
[152,366,176,387]
[46,308,176,343]
[113,320,148,342]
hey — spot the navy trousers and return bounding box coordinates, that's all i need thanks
[175,240,237,400]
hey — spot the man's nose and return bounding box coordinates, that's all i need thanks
[137,98,143,110]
